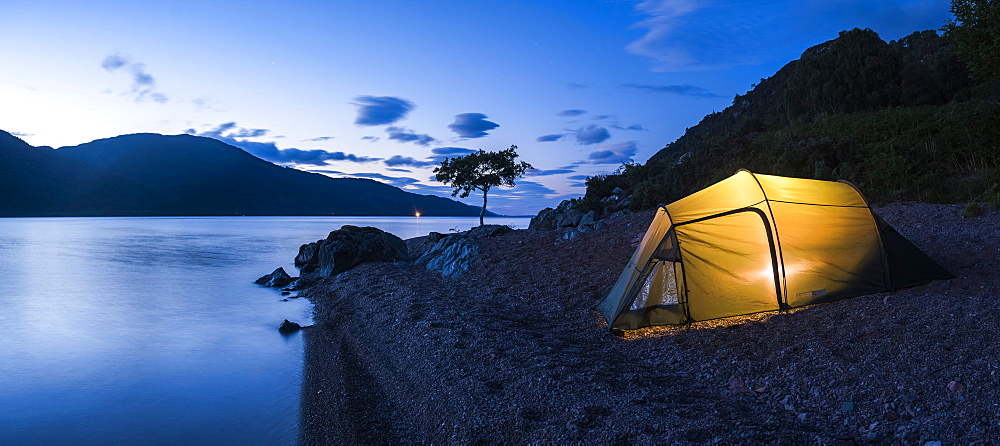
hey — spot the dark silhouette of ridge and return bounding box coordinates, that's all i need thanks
[0,130,488,217]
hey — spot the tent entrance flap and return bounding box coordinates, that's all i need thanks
[614,260,687,328]
[678,209,781,321]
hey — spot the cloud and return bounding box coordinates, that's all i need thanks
[387,168,412,173]
[308,136,335,141]
[385,126,436,146]
[347,172,423,188]
[588,141,638,164]
[10,131,33,137]
[574,125,611,145]
[536,134,564,142]
[448,113,499,138]
[101,54,129,71]
[557,109,587,117]
[352,96,414,126]
[567,83,590,89]
[361,136,380,142]
[567,175,591,180]
[187,122,379,165]
[101,53,168,103]
[622,82,724,98]
[432,147,476,157]
[526,168,576,176]
[383,155,439,168]
[626,0,951,72]
[590,114,647,131]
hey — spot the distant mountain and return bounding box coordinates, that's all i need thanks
[0,131,488,217]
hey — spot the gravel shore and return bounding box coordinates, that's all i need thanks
[299,203,998,444]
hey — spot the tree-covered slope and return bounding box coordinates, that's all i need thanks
[583,29,999,210]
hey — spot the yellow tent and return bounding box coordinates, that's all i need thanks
[598,170,953,329]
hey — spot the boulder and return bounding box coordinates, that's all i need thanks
[255,267,295,288]
[427,231,447,243]
[578,210,598,228]
[295,242,320,268]
[467,224,513,239]
[555,208,584,228]
[416,236,480,277]
[277,319,302,334]
[296,225,408,276]
[528,207,557,231]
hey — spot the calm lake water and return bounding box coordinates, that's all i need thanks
[0,216,529,445]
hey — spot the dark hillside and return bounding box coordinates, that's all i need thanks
[0,130,487,217]
[0,131,185,216]
[57,133,488,216]
[583,29,998,210]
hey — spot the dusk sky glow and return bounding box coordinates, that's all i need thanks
[1,0,952,215]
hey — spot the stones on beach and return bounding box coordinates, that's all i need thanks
[296,225,408,276]
[278,319,302,334]
[255,267,296,288]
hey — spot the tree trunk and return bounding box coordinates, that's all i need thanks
[479,187,488,226]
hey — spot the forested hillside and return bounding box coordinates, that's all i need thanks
[583,25,999,211]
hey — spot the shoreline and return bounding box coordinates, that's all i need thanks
[299,203,998,443]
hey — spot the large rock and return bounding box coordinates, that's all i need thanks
[555,208,585,228]
[296,225,407,276]
[528,207,557,231]
[578,210,598,228]
[255,267,295,287]
[416,236,480,277]
[417,225,513,277]
[466,224,513,239]
[277,319,302,334]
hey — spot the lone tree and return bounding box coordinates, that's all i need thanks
[434,145,532,226]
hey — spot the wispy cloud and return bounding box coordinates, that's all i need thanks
[536,134,564,142]
[352,95,414,126]
[361,136,380,142]
[432,147,476,158]
[383,155,439,168]
[448,113,499,138]
[10,131,33,137]
[381,146,477,169]
[557,109,587,117]
[626,0,949,72]
[187,122,379,165]
[101,53,168,103]
[623,82,723,98]
[526,168,576,176]
[588,141,637,164]
[308,136,335,141]
[592,114,647,131]
[385,126,436,146]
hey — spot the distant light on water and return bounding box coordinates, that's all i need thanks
[414,211,421,217]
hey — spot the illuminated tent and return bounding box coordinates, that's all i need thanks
[597,170,953,330]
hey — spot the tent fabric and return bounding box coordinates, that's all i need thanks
[598,170,954,330]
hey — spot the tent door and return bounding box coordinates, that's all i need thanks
[676,208,782,321]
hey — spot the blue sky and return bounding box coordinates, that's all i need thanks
[0,0,951,215]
